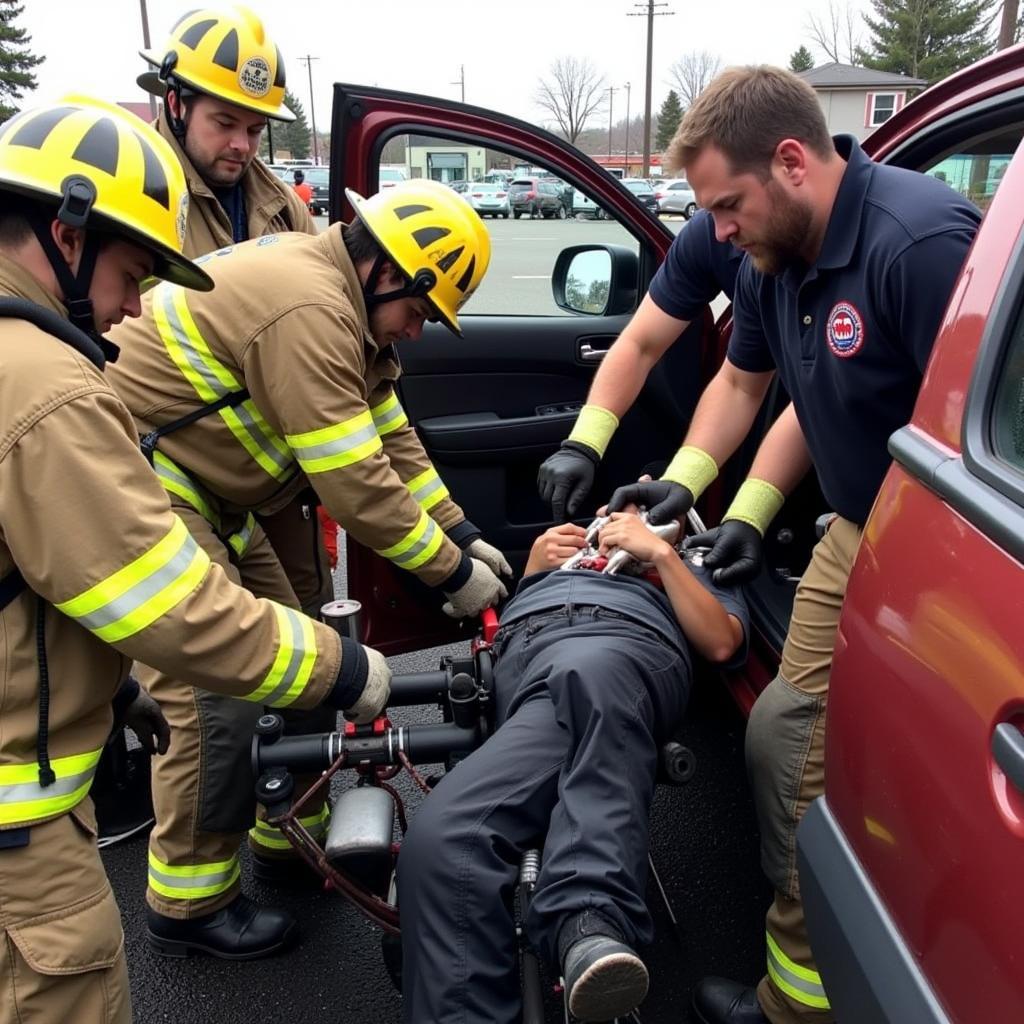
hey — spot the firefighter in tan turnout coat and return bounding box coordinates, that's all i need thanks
[0,97,388,1024]
[108,178,510,957]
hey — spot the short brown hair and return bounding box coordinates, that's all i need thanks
[342,216,382,265]
[666,66,833,179]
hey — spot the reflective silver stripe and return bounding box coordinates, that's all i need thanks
[262,607,308,706]
[390,518,439,568]
[233,401,294,476]
[372,401,407,434]
[0,767,95,807]
[411,476,446,506]
[70,531,199,633]
[291,422,380,464]
[766,934,830,1009]
[148,864,237,891]
[162,289,230,398]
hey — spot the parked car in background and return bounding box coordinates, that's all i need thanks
[621,177,659,215]
[304,166,330,215]
[380,166,407,188]
[464,181,510,218]
[655,178,698,218]
[508,178,565,219]
[448,180,471,194]
[541,175,574,217]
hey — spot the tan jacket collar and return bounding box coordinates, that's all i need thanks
[0,254,72,318]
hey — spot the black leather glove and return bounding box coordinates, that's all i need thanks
[119,686,171,755]
[537,441,599,522]
[606,479,694,525]
[685,520,763,586]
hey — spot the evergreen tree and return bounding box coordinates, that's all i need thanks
[789,45,815,72]
[858,0,995,84]
[0,1,43,123]
[655,91,684,151]
[262,88,311,160]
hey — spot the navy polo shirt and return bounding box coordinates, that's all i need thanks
[649,208,744,319]
[727,136,980,524]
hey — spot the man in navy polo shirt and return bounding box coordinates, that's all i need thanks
[608,67,979,1024]
[537,209,743,522]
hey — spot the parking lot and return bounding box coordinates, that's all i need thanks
[314,212,689,317]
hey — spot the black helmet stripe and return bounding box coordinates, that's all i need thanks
[394,203,430,220]
[178,16,218,50]
[273,46,285,87]
[413,225,451,249]
[437,245,464,273]
[171,9,202,33]
[71,117,120,176]
[133,130,170,209]
[456,255,476,294]
[212,28,240,71]
[10,105,77,150]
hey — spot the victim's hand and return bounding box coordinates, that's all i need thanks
[598,513,674,565]
[525,523,588,573]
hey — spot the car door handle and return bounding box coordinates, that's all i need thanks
[992,723,1024,794]
[577,335,617,363]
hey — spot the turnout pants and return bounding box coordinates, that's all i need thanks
[141,503,332,919]
[397,608,688,1024]
[0,807,130,1024]
[745,517,862,1024]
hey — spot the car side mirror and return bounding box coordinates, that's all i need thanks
[552,244,638,316]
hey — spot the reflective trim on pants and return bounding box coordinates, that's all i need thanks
[249,805,329,851]
[147,850,241,901]
[766,931,830,1011]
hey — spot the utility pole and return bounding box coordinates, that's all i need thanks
[606,86,618,170]
[623,82,631,173]
[998,0,1019,49]
[450,64,465,103]
[298,55,320,165]
[627,1,674,177]
[138,0,157,120]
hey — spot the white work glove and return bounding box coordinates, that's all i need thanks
[442,558,508,619]
[465,538,513,580]
[123,689,171,755]
[346,646,392,725]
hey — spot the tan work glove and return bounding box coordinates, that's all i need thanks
[442,558,508,619]
[465,538,513,580]
[346,647,392,724]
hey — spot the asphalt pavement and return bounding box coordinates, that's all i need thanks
[103,549,769,1024]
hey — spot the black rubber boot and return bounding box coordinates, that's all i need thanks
[250,852,324,891]
[692,977,770,1024]
[558,910,649,1022]
[146,894,298,960]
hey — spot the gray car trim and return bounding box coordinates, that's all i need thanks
[797,799,952,1024]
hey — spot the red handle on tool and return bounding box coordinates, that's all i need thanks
[481,607,499,643]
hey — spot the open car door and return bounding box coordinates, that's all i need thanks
[330,84,732,656]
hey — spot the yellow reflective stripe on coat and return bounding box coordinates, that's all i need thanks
[147,850,241,901]
[0,748,103,826]
[375,509,443,571]
[249,806,329,851]
[405,466,449,512]
[370,392,408,437]
[154,282,294,482]
[56,517,210,643]
[228,514,256,558]
[247,602,318,706]
[285,411,383,474]
[152,451,219,527]
[766,931,830,1010]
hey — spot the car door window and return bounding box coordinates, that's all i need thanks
[915,125,1021,213]
[376,134,642,317]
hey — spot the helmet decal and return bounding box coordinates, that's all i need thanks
[437,246,463,273]
[136,132,170,209]
[413,225,450,248]
[10,105,75,149]
[456,256,476,294]
[176,191,189,244]
[395,203,431,220]
[273,46,286,88]
[238,56,271,97]
[71,118,119,176]
[179,17,217,50]
[212,28,239,71]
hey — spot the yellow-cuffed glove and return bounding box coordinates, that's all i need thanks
[538,405,620,522]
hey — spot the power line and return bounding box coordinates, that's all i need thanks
[450,64,465,103]
[298,55,320,165]
[627,1,674,176]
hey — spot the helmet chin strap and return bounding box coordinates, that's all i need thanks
[159,53,189,142]
[361,251,437,312]
[28,177,102,338]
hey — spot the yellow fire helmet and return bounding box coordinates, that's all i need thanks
[139,5,294,122]
[0,96,212,329]
[346,179,491,335]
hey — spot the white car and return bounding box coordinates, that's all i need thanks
[380,166,407,189]
[463,182,510,218]
[655,178,698,218]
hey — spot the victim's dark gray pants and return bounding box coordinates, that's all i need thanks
[397,607,688,1024]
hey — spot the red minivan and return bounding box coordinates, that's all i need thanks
[329,45,1024,1021]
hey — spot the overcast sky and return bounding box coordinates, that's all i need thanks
[22,0,865,130]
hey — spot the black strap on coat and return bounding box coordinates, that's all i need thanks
[139,388,251,463]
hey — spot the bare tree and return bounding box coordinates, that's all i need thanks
[667,50,722,107]
[534,57,607,144]
[806,0,863,64]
